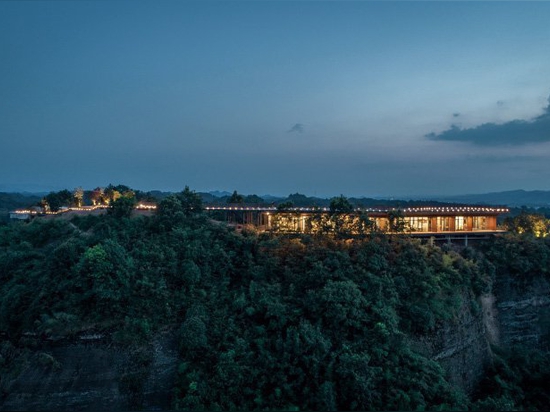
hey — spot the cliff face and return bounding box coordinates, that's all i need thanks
[406,271,550,395]
[0,331,178,411]
[2,277,550,410]
[491,274,550,349]
[412,290,492,394]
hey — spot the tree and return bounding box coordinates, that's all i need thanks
[89,187,104,205]
[156,195,184,222]
[227,190,244,204]
[388,209,406,233]
[44,190,73,212]
[327,196,359,236]
[329,195,354,213]
[75,240,132,317]
[112,184,132,194]
[73,187,84,207]
[155,187,203,228]
[504,212,550,237]
[355,211,375,235]
[177,186,203,216]
[108,196,136,218]
[40,197,50,212]
[104,185,121,204]
[277,201,294,211]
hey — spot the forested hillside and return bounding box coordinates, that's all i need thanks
[0,193,42,222]
[1,190,549,410]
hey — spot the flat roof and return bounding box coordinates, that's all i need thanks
[204,205,509,215]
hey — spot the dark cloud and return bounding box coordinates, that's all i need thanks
[453,112,460,118]
[427,95,550,146]
[287,123,304,133]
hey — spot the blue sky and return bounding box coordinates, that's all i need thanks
[1,1,550,197]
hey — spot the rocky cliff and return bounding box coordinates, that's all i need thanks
[411,290,491,394]
[0,331,178,411]
[2,273,550,410]
[406,270,550,396]
[491,274,550,350]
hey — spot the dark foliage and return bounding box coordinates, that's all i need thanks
[108,196,137,219]
[44,190,73,212]
[0,192,42,214]
[1,207,549,410]
[472,346,550,411]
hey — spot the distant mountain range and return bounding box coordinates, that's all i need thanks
[3,189,550,211]
[208,190,232,198]
[425,190,550,208]
[201,190,550,209]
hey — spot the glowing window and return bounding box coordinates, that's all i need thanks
[406,216,429,232]
[455,216,465,231]
[437,216,451,231]
[473,216,486,230]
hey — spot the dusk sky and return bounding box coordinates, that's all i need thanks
[1,1,550,198]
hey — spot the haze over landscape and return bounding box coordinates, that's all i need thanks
[1,1,550,197]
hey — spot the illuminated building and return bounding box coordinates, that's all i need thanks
[205,205,509,243]
[9,202,509,243]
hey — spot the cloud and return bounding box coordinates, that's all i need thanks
[287,123,304,133]
[426,95,550,146]
[452,112,460,118]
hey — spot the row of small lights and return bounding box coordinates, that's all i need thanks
[400,206,509,213]
[204,206,509,213]
[13,204,509,215]
[13,203,157,214]
[204,206,323,211]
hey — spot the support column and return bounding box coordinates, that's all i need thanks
[466,216,473,231]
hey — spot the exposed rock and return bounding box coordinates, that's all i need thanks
[493,274,550,349]
[0,331,178,411]
[2,272,550,410]
[480,294,499,345]
[411,291,491,394]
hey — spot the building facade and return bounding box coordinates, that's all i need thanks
[205,205,508,236]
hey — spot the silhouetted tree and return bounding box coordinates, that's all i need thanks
[388,209,406,233]
[177,186,203,216]
[227,190,244,204]
[44,190,73,211]
[329,195,354,213]
[108,196,136,218]
[277,201,294,211]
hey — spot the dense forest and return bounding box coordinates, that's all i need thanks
[1,189,549,410]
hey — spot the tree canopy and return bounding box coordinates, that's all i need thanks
[329,195,355,213]
[227,190,244,204]
[0,207,549,410]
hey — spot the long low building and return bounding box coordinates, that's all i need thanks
[205,205,509,238]
[10,203,509,242]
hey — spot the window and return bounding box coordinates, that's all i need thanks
[473,216,486,230]
[405,216,429,232]
[437,216,451,231]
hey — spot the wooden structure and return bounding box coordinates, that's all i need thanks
[205,205,509,243]
[10,202,508,244]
